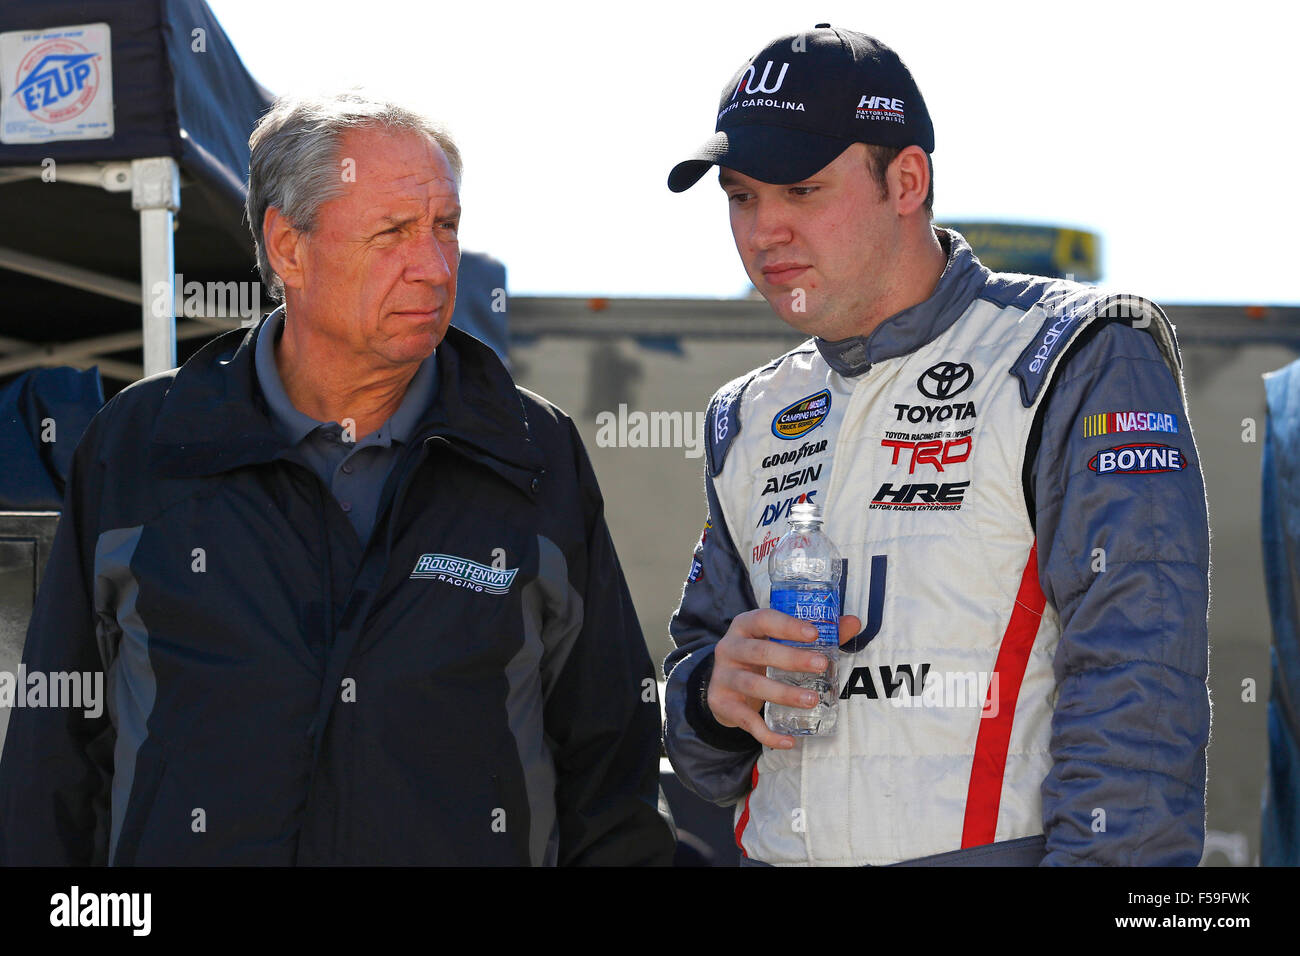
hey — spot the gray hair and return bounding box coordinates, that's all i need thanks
[245,91,463,301]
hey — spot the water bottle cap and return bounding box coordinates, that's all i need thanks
[788,501,823,524]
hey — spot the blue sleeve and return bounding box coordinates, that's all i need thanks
[1031,320,1210,866]
[663,399,763,806]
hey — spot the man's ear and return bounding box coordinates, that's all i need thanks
[891,146,930,217]
[263,206,306,293]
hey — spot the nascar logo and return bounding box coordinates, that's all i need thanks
[771,389,830,440]
[410,553,518,594]
[1087,443,1185,475]
[1082,410,1179,438]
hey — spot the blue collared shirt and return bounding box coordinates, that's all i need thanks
[254,306,438,543]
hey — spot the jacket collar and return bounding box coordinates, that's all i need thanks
[815,228,989,377]
[148,315,544,485]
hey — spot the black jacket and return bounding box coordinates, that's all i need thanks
[0,319,673,866]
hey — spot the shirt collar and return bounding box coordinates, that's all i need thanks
[254,305,439,448]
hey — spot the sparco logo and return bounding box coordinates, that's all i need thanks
[917,362,974,400]
[761,439,827,469]
[893,402,976,424]
[732,60,788,99]
[1029,314,1076,373]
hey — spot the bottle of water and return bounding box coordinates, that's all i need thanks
[766,501,843,736]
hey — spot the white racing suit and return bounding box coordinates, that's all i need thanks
[664,229,1210,866]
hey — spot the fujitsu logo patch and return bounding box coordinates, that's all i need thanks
[1087,444,1186,476]
[856,95,905,124]
[410,553,518,594]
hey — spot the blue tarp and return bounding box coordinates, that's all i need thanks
[0,366,103,509]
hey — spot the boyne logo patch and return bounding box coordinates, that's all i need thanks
[410,553,518,594]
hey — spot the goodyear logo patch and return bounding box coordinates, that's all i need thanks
[1087,443,1186,476]
[1082,410,1179,438]
[410,553,518,594]
[771,389,831,440]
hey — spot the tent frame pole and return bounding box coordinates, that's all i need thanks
[131,157,180,377]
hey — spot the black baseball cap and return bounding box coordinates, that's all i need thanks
[668,24,933,192]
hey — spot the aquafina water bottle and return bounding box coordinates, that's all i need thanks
[766,501,842,736]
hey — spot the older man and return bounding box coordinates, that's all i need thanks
[0,93,673,866]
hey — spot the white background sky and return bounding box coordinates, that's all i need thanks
[207,0,1298,304]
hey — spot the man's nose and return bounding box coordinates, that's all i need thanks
[748,199,793,250]
[407,231,455,284]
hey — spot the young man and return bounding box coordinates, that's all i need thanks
[663,25,1210,866]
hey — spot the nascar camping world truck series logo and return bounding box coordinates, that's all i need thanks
[771,389,831,440]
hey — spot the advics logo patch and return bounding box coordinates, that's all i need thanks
[771,389,831,440]
[1087,444,1186,476]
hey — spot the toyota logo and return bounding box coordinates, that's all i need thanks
[917,362,974,400]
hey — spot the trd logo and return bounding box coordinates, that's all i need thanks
[880,437,971,474]
[756,490,818,527]
[870,482,969,507]
[761,464,822,496]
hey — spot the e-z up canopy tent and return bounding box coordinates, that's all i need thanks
[0,0,273,390]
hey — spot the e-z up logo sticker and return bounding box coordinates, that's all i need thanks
[1087,444,1185,476]
[771,389,830,440]
[410,553,519,594]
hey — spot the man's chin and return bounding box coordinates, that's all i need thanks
[762,298,819,337]
[382,329,443,366]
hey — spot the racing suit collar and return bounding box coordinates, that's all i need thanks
[815,228,989,377]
